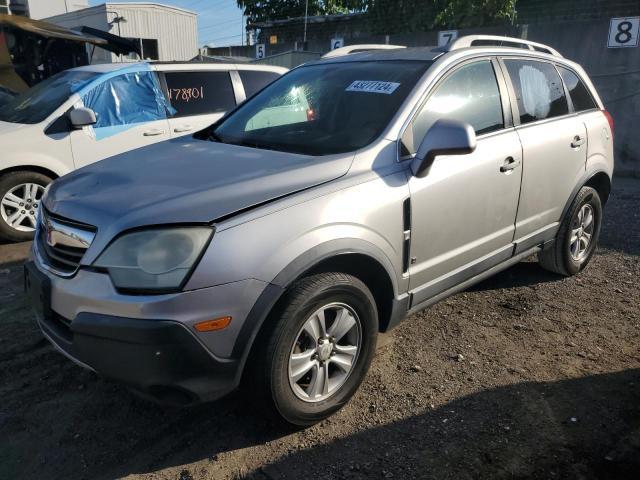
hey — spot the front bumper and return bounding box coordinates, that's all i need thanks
[24,260,268,404]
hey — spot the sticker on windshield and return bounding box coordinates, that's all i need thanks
[346,80,401,95]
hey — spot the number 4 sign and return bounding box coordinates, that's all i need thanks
[608,17,639,48]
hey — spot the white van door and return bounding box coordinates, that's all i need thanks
[70,71,171,168]
[161,70,237,137]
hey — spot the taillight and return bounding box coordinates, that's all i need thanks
[306,108,315,122]
[601,109,614,139]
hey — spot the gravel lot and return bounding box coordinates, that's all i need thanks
[1,178,638,480]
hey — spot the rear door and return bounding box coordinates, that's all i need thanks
[501,58,588,248]
[70,70,171,168]
[161,69,237,137]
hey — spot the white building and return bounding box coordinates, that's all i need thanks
[6,0,88,19]
[45,2,198,63]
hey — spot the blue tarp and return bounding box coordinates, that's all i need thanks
[80,65,175,140]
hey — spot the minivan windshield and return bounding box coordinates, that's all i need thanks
[0,70,98,124]
[211,61,430,155]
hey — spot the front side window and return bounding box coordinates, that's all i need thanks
[211,61,430,156]
[504,59,568,124]
[164,71,236,118]
[405,60,504,154]
[557,66,597,112]
[82,71,169,130]
[0,70,97,124]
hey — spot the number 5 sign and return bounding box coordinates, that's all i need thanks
[608,17,639,48]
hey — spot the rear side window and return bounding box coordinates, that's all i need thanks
[239,70,281,98]
[406,60,504,153]
[164,71,236,118]
[557,66,597,112]
[504,59,568,124]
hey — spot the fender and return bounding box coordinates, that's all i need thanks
[560,169,611,222]
[229,238,401,382]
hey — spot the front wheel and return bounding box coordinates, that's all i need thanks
[0,171,51,242]
[538,186,602,276]
[253,273,378,426]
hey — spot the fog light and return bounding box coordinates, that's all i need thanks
[194,316,232,332]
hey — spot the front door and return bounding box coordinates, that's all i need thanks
[501,58,588,242]
[70,70,171,168]
[405,59,523,304]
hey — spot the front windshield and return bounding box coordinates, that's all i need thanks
[211,61,430,155]
[0,70,98,124]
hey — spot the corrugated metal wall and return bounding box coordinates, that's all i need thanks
[111,3,197,62]
[45,3,197,63]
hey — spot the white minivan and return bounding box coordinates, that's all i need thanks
[0,61,286,241]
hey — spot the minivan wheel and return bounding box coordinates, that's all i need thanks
[0,171,51,242]
[254,272,378,426]
[538,186,602,276]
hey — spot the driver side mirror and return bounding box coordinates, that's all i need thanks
[69,107,97,129]
[410,119,477,178]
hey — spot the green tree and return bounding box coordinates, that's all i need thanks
[367,0,516,34]
[238,0,367,24]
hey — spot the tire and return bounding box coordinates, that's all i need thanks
[538,186,602,276]
[0,171,52,242]
[250,272,378,426]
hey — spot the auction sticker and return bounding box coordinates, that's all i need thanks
[346,80,400,94]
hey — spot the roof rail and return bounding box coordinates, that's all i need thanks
[322,44,406,59]
[443,35,562,58]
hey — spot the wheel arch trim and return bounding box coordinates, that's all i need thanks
[229,239,402,384]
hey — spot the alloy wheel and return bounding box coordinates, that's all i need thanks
[288,303,362,403]
[570,204,595,261]
[0,183,44,233]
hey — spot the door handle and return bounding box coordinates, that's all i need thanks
[143,129,165,136]
[571,135,585,148]
[500,157,521,173]
[173,125,194,133]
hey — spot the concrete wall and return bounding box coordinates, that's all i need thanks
[10,0,88,19]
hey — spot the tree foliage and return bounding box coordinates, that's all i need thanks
[238,0,367,24]
[366,0,517,34]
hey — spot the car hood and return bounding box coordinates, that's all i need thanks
[45,137,353,237]
[0,120,27,136]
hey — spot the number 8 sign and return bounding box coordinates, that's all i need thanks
[608,17,639,48]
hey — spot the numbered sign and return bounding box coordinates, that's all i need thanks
[255,43,265,59]
[331,38,344,50]
[608,17,639,48]
[438,30,458,47]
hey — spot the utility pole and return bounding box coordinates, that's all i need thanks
[303,0,308,46]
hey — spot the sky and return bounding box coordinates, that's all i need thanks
[88,0,246,47]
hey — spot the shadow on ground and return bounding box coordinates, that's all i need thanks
[249,369,640,480]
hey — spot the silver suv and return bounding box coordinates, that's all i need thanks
[25,36,614,425]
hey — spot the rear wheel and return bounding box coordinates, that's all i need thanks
[0,171,51,242]
[252,272,378,426]
[538,186,602,276]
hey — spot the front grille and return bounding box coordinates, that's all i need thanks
[37,209,96,275]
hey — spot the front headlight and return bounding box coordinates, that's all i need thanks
[94,227,213,292]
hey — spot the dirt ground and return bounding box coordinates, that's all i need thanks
[1,178,639,480]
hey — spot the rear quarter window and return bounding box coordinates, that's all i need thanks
[557,66,597,112]
[239,70,281,98]
[164,71,236,118]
